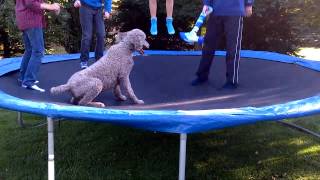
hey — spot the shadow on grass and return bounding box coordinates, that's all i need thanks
[1,109,320,179]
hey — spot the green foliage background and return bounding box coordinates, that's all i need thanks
[0,0,319,57]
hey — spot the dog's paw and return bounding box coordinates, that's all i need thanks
[70,97,79,105]
[134,99,144,104]
[89,102,106,108]
[70,97,75,104]
[117,95,127,101]
[96,102,106,108]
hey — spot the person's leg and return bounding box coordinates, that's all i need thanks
[224,16,243,86]
[149,0,157,17]
[166,0,173,17]
[192,15,223,85]
[22,28,45,91]
[149,0,158,35]
[93,8,106,61]
[19,31,32,83]
[79,5,94,67]
[165,0,175,35]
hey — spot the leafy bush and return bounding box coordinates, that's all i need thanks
[243,0,301,54]
[113,0,307,54]
[111,0,202,50]
[0,0,22,57]
[0,0,319,57]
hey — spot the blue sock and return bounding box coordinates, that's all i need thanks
[150,17,157,35]
[166,17,175,35]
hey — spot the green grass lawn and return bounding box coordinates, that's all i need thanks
[0,109,320,180]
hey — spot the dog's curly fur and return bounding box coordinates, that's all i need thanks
[50,29,149,107]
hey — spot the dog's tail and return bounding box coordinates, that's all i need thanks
[50,84,70,95]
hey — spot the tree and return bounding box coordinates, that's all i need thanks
[113,0,319,54]
[45,0,79,53]
[0,0,23,57]
[0,0,319,57]
[243,0,301,54]
[111,0,201,50]
[289,0,320,47]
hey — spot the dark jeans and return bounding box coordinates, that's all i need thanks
[196,15,243,84]
[20,28,44,87]
[79,4,105,62]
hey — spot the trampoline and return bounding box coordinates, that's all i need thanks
[1,50,320,180]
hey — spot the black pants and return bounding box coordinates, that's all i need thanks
[196,15,243,84]
[79,4,105,62]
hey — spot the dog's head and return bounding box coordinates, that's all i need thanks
[124,29,150,55]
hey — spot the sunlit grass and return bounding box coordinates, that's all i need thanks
[297,145,320,155]
[298,47,320,61]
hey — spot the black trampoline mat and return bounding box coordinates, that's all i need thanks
[1,55,320,110]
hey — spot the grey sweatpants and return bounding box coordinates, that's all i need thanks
[196,15,244,84]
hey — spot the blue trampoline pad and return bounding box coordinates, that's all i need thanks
[0,51,320,133]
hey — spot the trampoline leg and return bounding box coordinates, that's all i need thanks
[179,133,187,180]
[47,117,55,180]
[17,112,24,127]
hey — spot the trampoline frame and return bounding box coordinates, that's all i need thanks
[1,50,320,180]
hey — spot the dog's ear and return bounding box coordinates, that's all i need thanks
[115,32,127,43]
[133,35,143,50]
[125,33,137,50]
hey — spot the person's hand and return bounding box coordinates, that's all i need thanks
[245,6,253,17]
[40,2,60,12]
[104,11,110,20]
[202,5,210,15]
[74,0,81,8]
[52,3,61,15]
